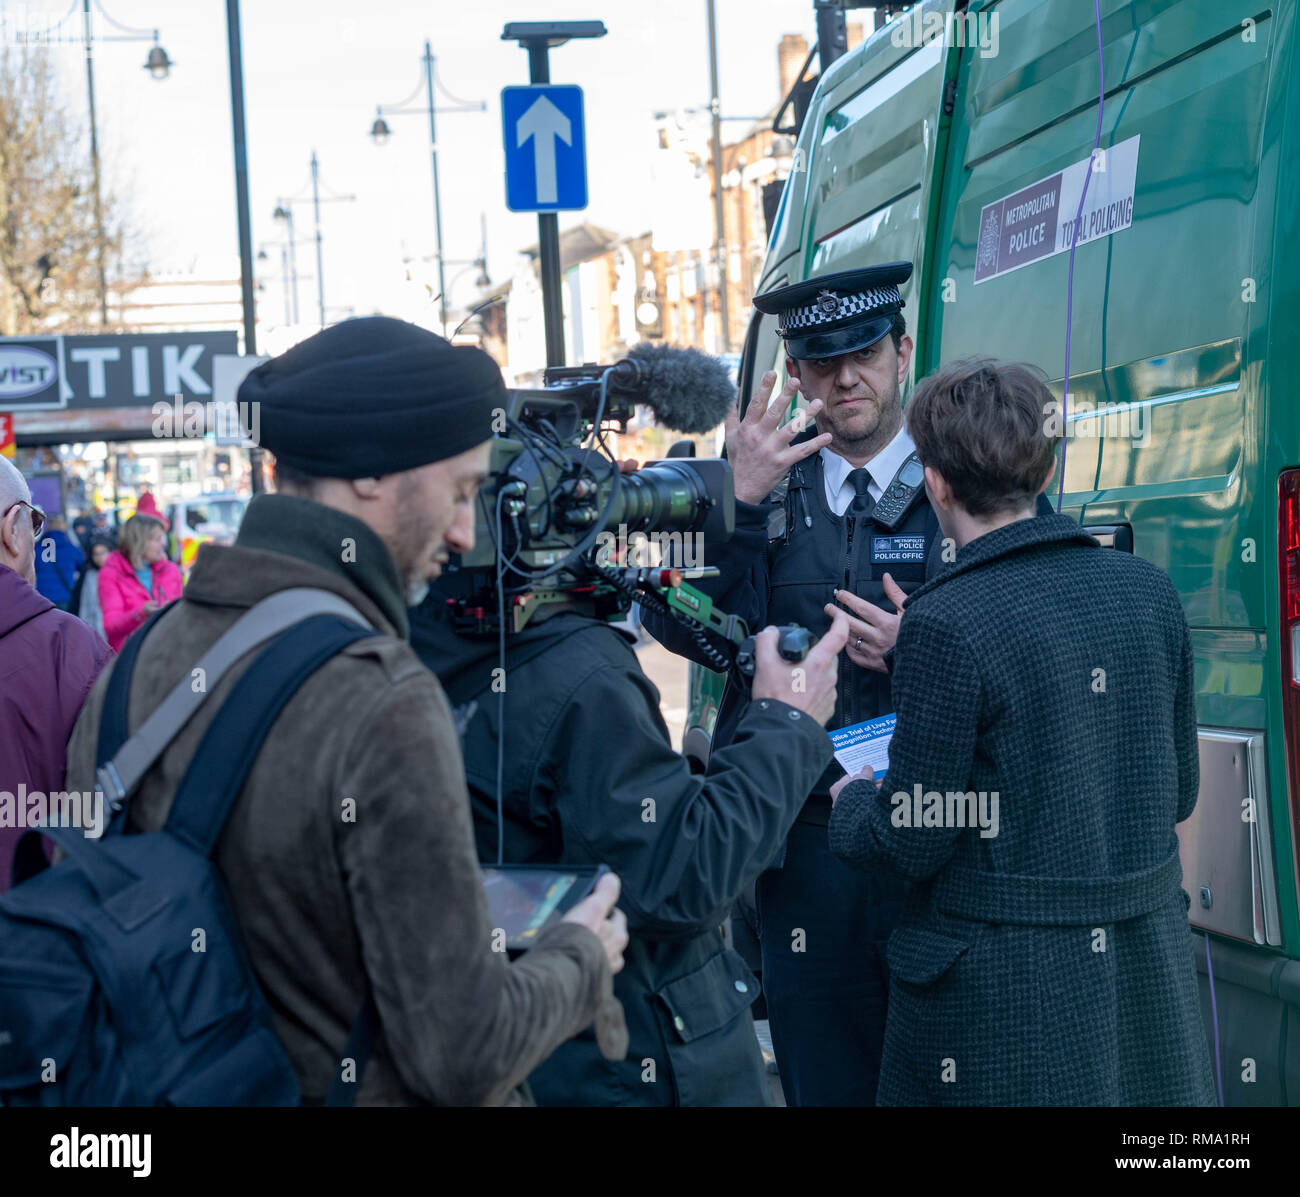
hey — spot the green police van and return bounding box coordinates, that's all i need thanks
[686,0,1300,1104]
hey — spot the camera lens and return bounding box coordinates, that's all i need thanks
[613,461,711,533]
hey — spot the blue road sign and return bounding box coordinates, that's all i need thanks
[502,85,587,213]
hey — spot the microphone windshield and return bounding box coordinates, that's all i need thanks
[622,342,736,434]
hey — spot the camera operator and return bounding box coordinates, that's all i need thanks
[65,317,629,1106]
[411,554,849,1105]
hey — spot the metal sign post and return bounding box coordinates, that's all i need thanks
[501,21,606,368]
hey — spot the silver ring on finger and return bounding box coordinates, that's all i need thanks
[855,636,863,652]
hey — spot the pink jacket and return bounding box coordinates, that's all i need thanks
[98,549,184,652]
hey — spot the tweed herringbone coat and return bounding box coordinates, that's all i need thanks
[828,514,1216,1106]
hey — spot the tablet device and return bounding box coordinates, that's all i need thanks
[482,864,609,951]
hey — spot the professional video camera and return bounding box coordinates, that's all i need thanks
[436,343,815,681]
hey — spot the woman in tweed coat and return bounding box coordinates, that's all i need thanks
[828,359,1216,1106]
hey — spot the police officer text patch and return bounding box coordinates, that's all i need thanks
[871,535,927,564]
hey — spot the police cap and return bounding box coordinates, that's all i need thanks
[752,262,913,360]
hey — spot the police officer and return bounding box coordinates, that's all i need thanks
[643,262,943,1106]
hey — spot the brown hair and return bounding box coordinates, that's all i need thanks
[905,357,1058,517]
[888,311,906,354]
[119,514,166,568]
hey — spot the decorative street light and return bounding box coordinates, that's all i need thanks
[256,242,293,325]
[271,204,299,324]
[273,153,355,329]
[400,210,491,338]
[39,2,174,326]
[370,42,484,336]
[144,42,171,79]
[83,3,173,325]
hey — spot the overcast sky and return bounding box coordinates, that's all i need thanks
[13,0,846,326]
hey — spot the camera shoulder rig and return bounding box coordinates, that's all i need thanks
[594,563,816,686]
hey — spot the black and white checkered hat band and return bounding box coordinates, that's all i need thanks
[781,285,902,332]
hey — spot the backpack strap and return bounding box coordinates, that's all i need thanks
[96,605,173,789]
[161,615,374,855]
[157,613,381,1108]
[11,824,143,906]
[96,588,374,814]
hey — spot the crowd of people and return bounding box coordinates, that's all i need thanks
[0,261,1216,1107]
[26,493,182,646]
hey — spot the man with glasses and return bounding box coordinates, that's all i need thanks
[0,456,111,891]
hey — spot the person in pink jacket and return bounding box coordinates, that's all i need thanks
[99,513,184,651]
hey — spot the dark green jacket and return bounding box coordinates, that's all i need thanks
[410,597,832,1106]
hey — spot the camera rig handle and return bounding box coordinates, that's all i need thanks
[732,625,817,680]
[611,567,817,685]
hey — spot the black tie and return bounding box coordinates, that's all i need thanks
[847,467,874,518]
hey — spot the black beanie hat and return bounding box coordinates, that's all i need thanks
[240,316,502,479]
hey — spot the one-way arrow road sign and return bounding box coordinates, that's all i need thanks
[517,94,571,205]
[502,84,587,212]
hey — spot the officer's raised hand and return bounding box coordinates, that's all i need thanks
[725,371,833,505]
[827,573,908,673]
[751,607,850,725]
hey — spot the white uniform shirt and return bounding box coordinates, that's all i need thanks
[820,424,916,517]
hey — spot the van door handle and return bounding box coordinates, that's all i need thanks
[1084,524,1133,552]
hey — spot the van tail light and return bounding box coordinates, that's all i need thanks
[1276,472,1300,875]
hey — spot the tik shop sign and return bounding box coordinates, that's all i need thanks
[0,332,237,411]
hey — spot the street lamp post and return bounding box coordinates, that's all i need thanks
[224,0,257,360]
[82,3,106,327]
[371,43,484,337]
[278,240,291,324]
[257,242,292,324]
[705,0,730,353]
[402,210,492,338]
[274,155,353,330]
[271,206,299,324]
[73,1,173,326]
[310,151,327,329]
[422,46,447,339]
[223,0,267,494]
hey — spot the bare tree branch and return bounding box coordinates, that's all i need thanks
[0,39,142,335]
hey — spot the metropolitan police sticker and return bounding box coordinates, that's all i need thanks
[974,134,1140,284]
[871,535,926,563]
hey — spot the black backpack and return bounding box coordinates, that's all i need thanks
[0,591,380,1106]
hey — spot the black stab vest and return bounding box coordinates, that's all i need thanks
[716,451,943,801]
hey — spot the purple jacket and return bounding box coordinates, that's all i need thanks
[0,563,112,891]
